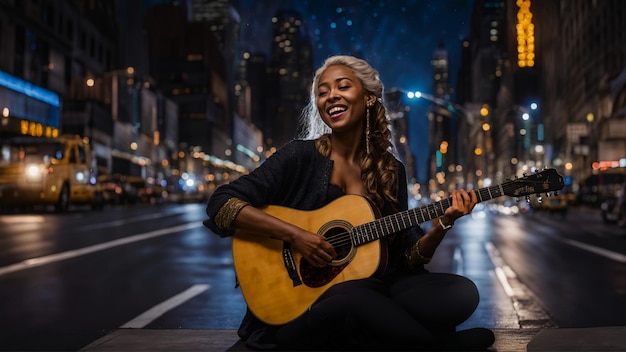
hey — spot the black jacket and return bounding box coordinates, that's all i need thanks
[203,139,424,347]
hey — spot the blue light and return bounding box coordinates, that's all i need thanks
[0,70,60,107]
[564,176,572,186]
[330,22,337,29]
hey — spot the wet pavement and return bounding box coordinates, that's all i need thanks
[80,205,626,351]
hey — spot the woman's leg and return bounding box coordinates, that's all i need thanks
[389,272,494,350]
[389,272,480,330]
[276,278,437,349]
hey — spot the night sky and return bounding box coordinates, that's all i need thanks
[144,0,475,181]
[235,0,474,181]
[235,0,473,93]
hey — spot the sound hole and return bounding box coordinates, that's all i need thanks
[299,222,354,288]
[326,226,353,262]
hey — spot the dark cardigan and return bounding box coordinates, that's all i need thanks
[203,139,425,347]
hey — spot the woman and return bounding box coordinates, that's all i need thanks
[204,55,495,350]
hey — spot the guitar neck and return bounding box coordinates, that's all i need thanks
[351,183,506,246]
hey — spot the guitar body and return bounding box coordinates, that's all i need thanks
[229,168,566,326]
[232,194,385,325]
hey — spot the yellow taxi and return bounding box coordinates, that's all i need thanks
[0,135,102,211]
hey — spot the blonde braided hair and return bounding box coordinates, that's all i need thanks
[300,55,399,210]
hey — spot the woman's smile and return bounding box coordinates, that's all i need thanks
[316,65,368,130]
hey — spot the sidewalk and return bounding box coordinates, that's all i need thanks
[81,326,626,351]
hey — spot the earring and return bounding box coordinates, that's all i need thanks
[365,100,374,154]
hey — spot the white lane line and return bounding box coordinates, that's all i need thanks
[485,242,526,298]
[120,284,210,328]
[0,221,203,276]
[76,211,187,231]
[494,266,515,297]
[558,237,626,263]
[453,247,464,276]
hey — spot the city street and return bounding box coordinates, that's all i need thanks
[0,200,625,350]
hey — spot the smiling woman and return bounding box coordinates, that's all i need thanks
[204,55,494,351]
[234,0,473,173]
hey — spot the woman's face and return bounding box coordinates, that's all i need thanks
[316,65,372,133]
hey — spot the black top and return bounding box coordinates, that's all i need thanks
[203,139,425,347]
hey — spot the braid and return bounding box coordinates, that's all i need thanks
[361,101,398,211]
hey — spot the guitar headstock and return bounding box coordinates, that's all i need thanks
[503,168,565,198]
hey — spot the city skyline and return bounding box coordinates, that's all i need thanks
[235,0,474,181]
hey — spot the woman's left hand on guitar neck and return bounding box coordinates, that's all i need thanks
[420,189,478,259]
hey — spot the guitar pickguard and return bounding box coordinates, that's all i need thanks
[299,220,355,288]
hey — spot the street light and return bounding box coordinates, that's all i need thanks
[404,90,476,125]
[389,87,484,190]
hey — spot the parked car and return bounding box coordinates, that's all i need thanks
[138,181,168,204]
[535,193,569,217]
[0,135,103,212]
[98,174,145,205]
[600,180,626,226]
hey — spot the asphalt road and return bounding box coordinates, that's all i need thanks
[0,201,624,350]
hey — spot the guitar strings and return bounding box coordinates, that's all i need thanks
[319,176,551,250]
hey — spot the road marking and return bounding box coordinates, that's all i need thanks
[558,237,626,263]
[0,221,204,276]
[453,247,464,276]
[120,284,210,328]
[75,211,188,231]
[485,241,553,328]
[494,267,515,297]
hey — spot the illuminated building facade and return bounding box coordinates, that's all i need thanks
[267,10,313,149]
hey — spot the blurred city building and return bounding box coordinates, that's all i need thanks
[428,40,456,187]
[449,0,626,205]
[266,9,314,149]
[0,0,124,177]
[2,0,625,207]
[385,88,416,182]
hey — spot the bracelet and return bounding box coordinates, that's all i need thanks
[405,238,432,265]
[214,197,250,231]
[438,218,453,230]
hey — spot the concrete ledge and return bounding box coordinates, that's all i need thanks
[83,327,626,351]
[527,326,626,351]
[80,329,240,352]
[81,328,539,352]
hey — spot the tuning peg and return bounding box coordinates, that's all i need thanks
[525,195,531,203]
[546,192,552,197]
[515,197,520,202]
[537,195,543,203]
[554,190,560,196]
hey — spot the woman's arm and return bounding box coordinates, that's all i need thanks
[205,141,336,267]
[406,189,478,263]
[231,204,337,267]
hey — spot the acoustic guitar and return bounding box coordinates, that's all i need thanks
[232,168,564,325]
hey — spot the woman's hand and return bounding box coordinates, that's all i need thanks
[291,230,337,268]
[442,189,477,226]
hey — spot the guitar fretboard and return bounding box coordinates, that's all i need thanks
[350,182,507,246]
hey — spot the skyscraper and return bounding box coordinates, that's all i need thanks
[266,9,313,148]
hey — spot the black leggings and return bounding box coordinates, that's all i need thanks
[276,273,479,349]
